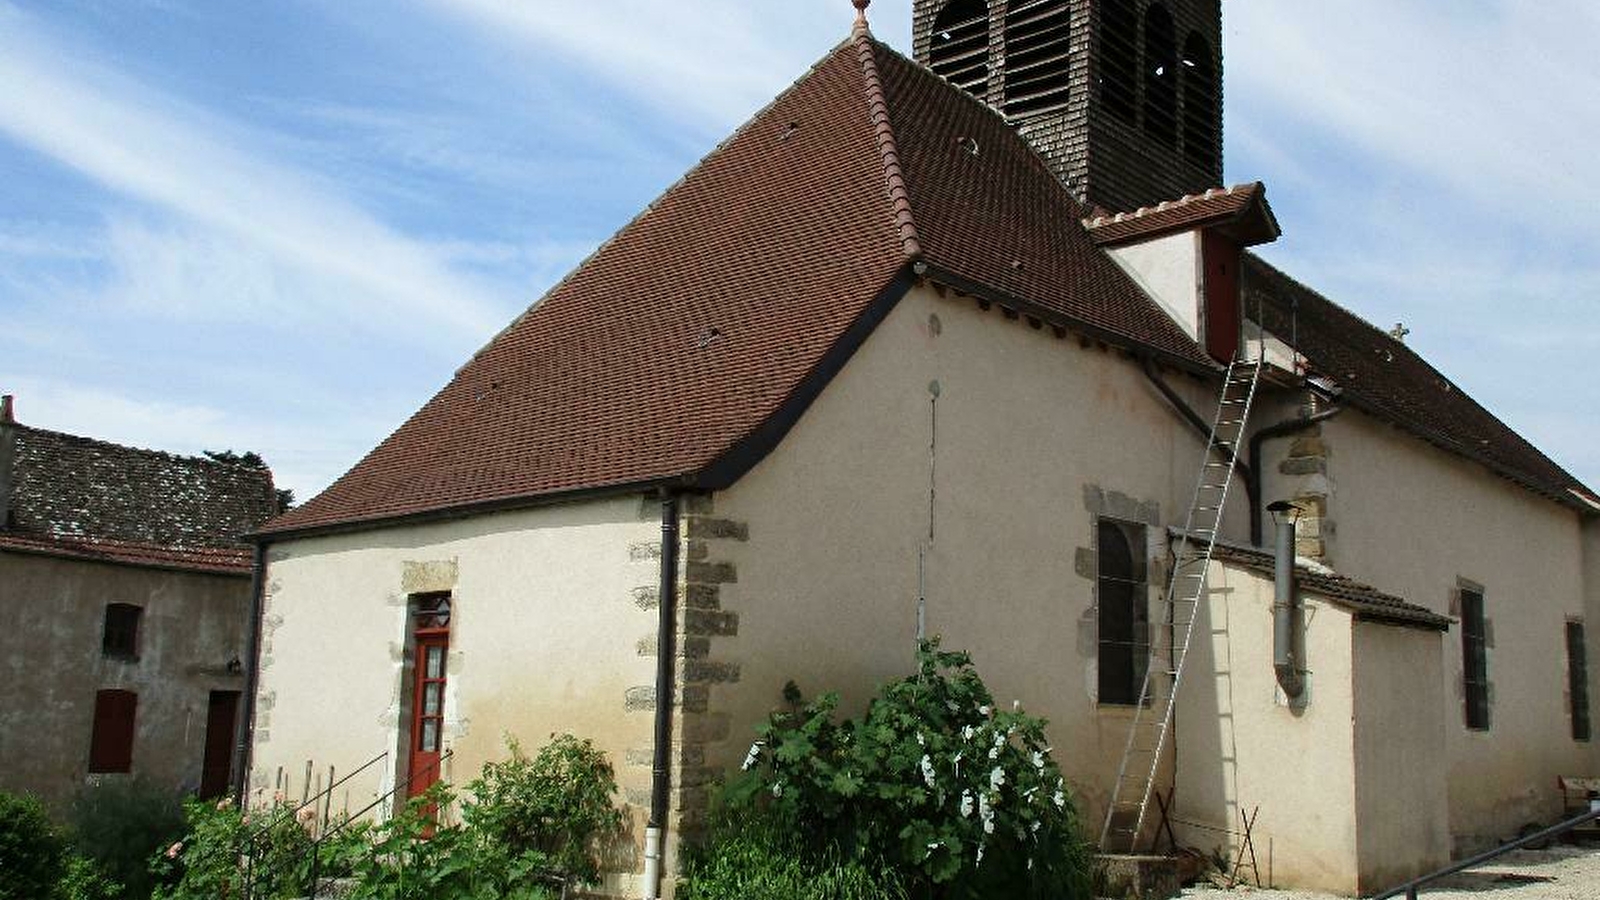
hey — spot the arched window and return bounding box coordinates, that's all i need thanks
[1099,0,1138,124]
[1181,32,1219,172]
[1097,519,1149,706]
[929,0,991,100]
[1003,0,1072,117]
[1142,3,1178,147]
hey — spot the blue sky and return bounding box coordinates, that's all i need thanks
[2,0,1595,502]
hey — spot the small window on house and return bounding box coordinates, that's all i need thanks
[1460,588,1489,730]
[1180,32,1219,172]
[1099,0,1138,124]
[1002,0,1072,118]
[102,604,142,659]
[1567,621,1590,741]
[929,0,992,100]
[1142,3,1178,147]
[89,689,137,773]
[1097,519,1149,705]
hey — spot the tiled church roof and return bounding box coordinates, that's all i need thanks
[1244,255,1594,511]
[3,422,277,574]
[263,30,1210,537]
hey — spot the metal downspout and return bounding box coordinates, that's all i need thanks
[644,491,680,900]
[1140,357,1255,507]
[1247,405,1344,545]
[233,541,268,807]
[1271,513,1305,698]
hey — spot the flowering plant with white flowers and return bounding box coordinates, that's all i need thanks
[725,640,1091,899]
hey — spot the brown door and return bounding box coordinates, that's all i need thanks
[199,691,240,798]
[407,632,449,798]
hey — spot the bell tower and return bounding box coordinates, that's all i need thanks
[913,0,1223,214]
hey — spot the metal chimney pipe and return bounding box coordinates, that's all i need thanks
[1271,506,1305,698]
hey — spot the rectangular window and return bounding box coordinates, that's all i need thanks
[102,604,142,659]
[1567,621,1590,742]
[1097,519,1149,706]
[1461,589,1489,730]
[89,689,137,773]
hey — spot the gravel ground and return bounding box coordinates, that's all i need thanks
[1178,845,1600,900]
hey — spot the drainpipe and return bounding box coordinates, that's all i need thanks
[1247,405,1343,545]
[233,541,268,807]
[1269,503,1305,699]
[0,395,15,530]
[1140,358,1254,508]
[644,491,680,900]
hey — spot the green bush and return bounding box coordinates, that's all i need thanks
[67,777,186,899]
[56,854,122,900]
[680,809,906,900]
[723,640,1093,899]
[151,795,317,900]
[0,790,66,900]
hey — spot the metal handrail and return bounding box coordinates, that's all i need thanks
[239,750,388,897]
[1368,806,1600,899]
[303,750,454,899]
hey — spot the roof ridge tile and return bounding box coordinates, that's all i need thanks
[854,28,921,258]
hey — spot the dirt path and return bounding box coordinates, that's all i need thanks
[1179,846,1600,900]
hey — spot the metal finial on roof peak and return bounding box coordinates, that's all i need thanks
[853,0,871,25]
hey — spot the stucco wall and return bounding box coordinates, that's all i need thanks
[1351,619,1449,893]
[1297,413,1594,852]
[707,281,1244,841]
[1107,232,1201,342]
[252,496,659,888]
[0,551,249,810]
[1176,559,1361,893]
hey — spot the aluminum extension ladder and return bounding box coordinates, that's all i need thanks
[1099,353,1265,853]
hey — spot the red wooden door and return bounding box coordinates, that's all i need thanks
[407,631,449,798]
[199,691,240,798]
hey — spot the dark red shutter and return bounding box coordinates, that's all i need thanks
[89,690,137,773]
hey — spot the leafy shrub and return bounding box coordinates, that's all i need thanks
[464,734,623,884]
[0,790,66,900]
[67,776,186,899]
[56,854,122,900]
[680,808,906,900]
[151,795,315,900]
[725,640,1093,899]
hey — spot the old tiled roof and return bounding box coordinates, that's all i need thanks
[1244,255,1595,511]
[0,532,252,576]
[1083,182,1280,248]
[1210,543,1450,630]
[263,29,1212,537]
[3,423,276,574]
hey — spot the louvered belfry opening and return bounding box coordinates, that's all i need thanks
[1181,31,1218,171]
[912,0,1224,212]
[929,0,992,99]
[1141,3,1177,146]
[1099,0,1139,124]
[1003,0,1073,117]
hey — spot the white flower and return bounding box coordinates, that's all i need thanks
[984,818,996,834]
[951,750,963,778]
[962,725,975,741]
[925,840,942,860]
[1052,788,1066,809]
[978,704,991,716]
[916,732,925,747]
[990,766,1006,790]
[741,741,764,771]
[1028,857,1034,870]
[920,754,937,788]
[1031,820,1041,834]
[976,844,985,865]
[993,731,1005,747]
[772,781,783,798]
[959,790,974,817]
[988,745,1000,760]
[1031,750,1045,770]
[1013,699,1020,711]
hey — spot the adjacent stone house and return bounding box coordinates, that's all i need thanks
[0,396,280,810]
[246,4,1600,896]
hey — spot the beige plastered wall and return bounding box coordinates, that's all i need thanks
[1106,232,1201,342]
[1261,411,1595,853]
[252,496,660,896]
[0,551,250,811]
[706,280,1247,849]
[1175,559,1363,892]
[1351,619,1449,892]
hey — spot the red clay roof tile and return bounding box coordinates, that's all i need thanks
[1084,183,1279,247]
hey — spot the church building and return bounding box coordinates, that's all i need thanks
[245,2,1600,896]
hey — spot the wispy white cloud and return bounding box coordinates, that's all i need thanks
[0,2,515,344]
